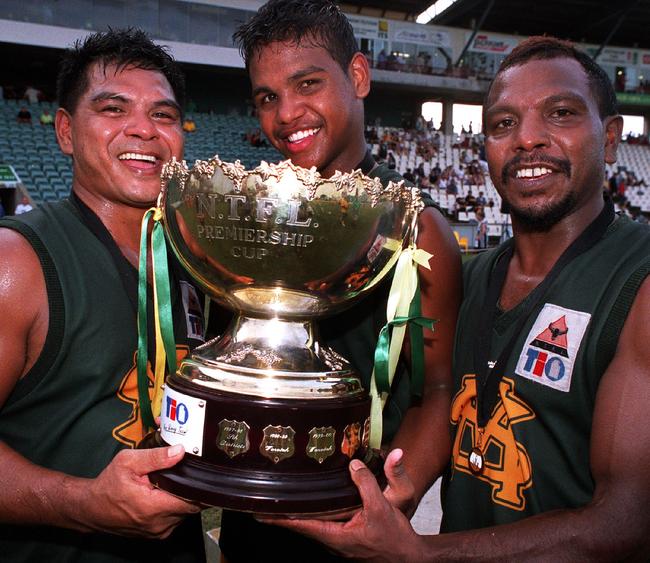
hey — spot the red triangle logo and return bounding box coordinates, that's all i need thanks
[529,316,569,357]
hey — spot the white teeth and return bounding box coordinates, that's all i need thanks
[118,152,157,162]
[516,166,552,179]
[287,128,320,143]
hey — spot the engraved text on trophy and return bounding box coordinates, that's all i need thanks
[260,425,296,463]
[194,193,317,261]
[217,419,250,459]
[306,426,336,464]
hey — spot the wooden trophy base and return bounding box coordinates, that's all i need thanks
[141,374,385,515]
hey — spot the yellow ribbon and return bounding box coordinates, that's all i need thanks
[369,243,433,450]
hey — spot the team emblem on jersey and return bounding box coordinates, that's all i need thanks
[515,303,591,392]
[451,375,535,510]
[113,345,191,447]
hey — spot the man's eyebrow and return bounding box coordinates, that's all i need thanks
[486,92,589,116]
[152,98,182,113]
[252,65,327,98]
[288,65,326,82]
[543,93,589,107]
[252,85,271,98]
[90,92,128,104]
[90,92,181,113]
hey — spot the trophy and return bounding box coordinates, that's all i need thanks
[143,156,422,515]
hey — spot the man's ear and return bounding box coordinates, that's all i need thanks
[604,114,623,165]
[348,52,371,99]
[55,108,74,156]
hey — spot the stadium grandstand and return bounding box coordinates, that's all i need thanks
[1,0,650,249]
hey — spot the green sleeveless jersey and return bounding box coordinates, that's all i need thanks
[441,214,650,532]
[0,199,206,562]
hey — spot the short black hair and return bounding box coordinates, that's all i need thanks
[486,35,617,118]
[233,0,359,72]
[57,28,185,115]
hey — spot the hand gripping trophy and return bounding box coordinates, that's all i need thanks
[138,156,431,515]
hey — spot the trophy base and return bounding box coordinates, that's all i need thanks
[142,431,385,516]
[142,373,385,515]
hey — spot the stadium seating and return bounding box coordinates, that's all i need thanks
[182,112,281,168]
[0,99,69,203]
[607,143,650,213]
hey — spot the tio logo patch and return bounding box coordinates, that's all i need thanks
[515,303,591,392]
[166,397,189,425]
[160,387,206,456]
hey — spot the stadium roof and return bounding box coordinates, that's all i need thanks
[342,0,650,50]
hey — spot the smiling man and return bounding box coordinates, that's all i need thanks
[0,29,206,561]
[273,36,650,561]
[247,30,367,179]
[218,1,462,562]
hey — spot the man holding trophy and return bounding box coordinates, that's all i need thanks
[215,1,462,560]
[0,29,205,561]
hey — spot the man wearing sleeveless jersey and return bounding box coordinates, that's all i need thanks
[218,1,462,561]
[0,30,205,561]
[275,37,650,560]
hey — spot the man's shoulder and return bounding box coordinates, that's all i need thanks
[369,162,439,210]
[370,161,407,186]
[0,200,81,252]
[462,243,508,284]
[0,206,52,268]
[613,213,650,238]
[0,222,47,324]
[2,200,74,226]
[602,214,650,263]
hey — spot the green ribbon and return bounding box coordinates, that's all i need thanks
[373,279,436,399]
[151,215,177,377]
[136,208,177,431]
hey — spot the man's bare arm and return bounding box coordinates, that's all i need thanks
[0,228,48,399]
[0,228,199,538]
